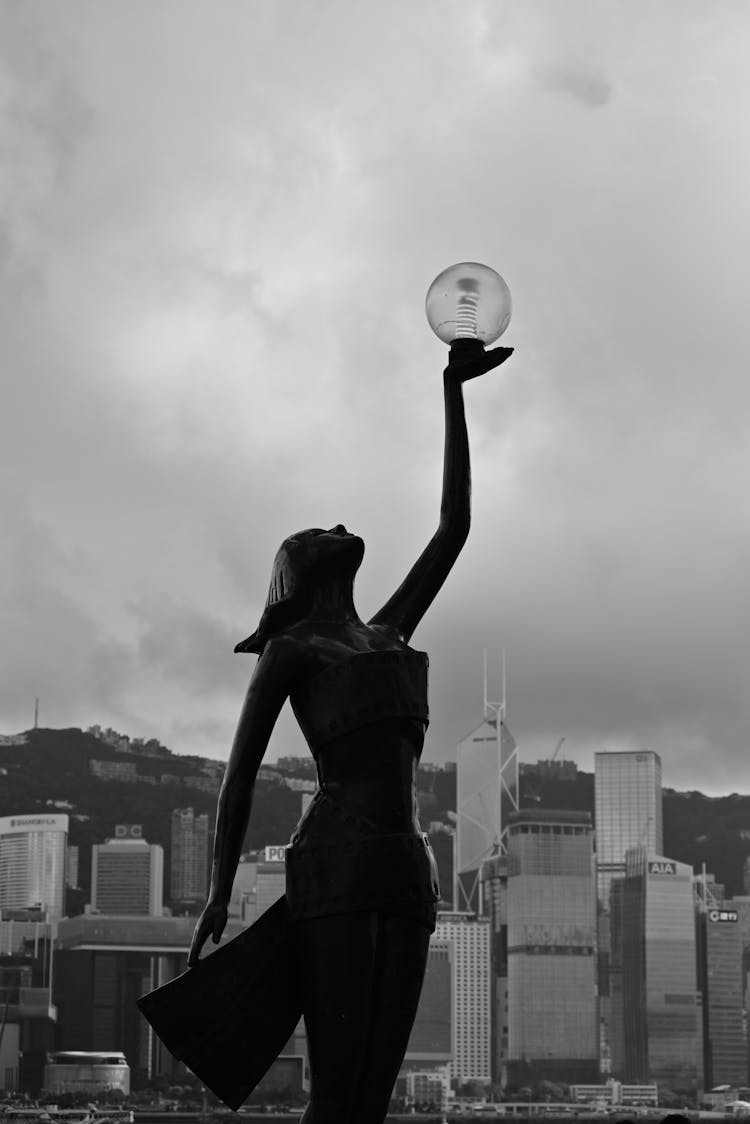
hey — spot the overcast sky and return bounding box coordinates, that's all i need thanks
[2,0,749,796]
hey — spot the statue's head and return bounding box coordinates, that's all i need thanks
[234,525,365,655]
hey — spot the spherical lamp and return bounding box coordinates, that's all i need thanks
[425,262,512,346]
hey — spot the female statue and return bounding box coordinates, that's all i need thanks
[186,340,512,1123]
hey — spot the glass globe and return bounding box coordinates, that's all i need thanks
[425,262,512,345]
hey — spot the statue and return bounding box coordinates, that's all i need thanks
[138,264,513,1124]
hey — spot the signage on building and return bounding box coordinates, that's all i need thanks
[435,912,477,924]
[264,845,288,862]
[648,860,676,876]
[708,909,738,923]
[0,814,69,834]
[521,923,595,947]
[114,824,143,839]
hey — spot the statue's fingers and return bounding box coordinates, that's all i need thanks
[188,922,209,965]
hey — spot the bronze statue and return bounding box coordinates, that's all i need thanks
[139,329,512,1123]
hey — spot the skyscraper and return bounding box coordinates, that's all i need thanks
[480,853,509,1087]
[506,810,598,1087]
[594,750,663,907]
[170,807,209,903]
[595,750,663,1075]
[699,903,746,1088]
[621,847,700,1094]
[91,825,163,916]
[434,912,491,1083]
[0,813,68,920]
[456,717,518,913]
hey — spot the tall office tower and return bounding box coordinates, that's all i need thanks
[743,857,750,898]
[608,876,627,1078]
[621,847,700,1095]
[91,825,164,916]
[480,853,509,1087]
[0,814,68,920]
[699,903,746,1088]
[169,808,209,903]
[456,717,518,913]
[506,810,598,1087]
[594,750,663,907]
[65,845,79,889]
[403,937,453,1070]
[434,912,491,1084]
[732,897,750,1084]
[595,750,663,1075]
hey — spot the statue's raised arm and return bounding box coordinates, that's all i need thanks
[369,341,512,643]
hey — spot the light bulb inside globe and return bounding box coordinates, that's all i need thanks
[425,262,512,346]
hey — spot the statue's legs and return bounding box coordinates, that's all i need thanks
[294,910,430,1124]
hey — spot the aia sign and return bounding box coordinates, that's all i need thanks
[649,860,676,875]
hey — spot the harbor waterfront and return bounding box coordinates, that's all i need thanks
[0,1109,733,1124]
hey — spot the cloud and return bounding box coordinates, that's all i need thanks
[132,596,241,696]
[1,0,749,795]
[538,63,613,107]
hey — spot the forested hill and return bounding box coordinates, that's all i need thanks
[1,727,748,905]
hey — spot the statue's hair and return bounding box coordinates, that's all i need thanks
[234,535,314,656]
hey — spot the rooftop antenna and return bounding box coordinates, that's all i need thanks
[34,697,39,730]
[483,647,506,723]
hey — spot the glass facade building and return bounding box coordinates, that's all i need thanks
[595,750,663,1076]
[0,814,68,920]
[594,751,663,907]
[621,847,700,1094]
[456,718,517,913]
[480,853,509,1086]
[506,810,598,1086]
[700,906,746,1087]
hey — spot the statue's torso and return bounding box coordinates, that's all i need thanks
[284,630,439,927]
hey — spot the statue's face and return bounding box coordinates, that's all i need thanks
[290,525,365,575]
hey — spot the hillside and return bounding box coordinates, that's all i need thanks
[0,727,305,906]
[1,728,749,906]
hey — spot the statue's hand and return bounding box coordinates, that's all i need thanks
[188,898,228,967]
[445,345,513,382]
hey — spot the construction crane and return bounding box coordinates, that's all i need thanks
[523,737,566,805]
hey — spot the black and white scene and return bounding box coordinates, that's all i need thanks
[1,1,749,1122]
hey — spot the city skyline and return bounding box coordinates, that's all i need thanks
[2,3,750,796]
[2,730,750,1099]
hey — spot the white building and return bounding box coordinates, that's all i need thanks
[0,813,68,919]
[456,718,518,913]
[434,911,491,1083]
